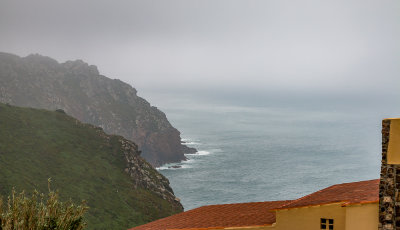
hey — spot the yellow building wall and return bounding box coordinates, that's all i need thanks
[205,202,378,230]
[387,118,400,164]
[345,203,378,230]
[274,203,346,230]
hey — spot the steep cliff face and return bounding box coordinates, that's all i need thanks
[0,103,182,229]
[0,52,196,166]
[120,137,181,203]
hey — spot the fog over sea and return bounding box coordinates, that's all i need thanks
[138,89,398,211]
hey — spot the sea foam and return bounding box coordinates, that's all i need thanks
[181,137,201,145]
[185,141,201,145]
[157,137,213,171]
[186,150,210,156]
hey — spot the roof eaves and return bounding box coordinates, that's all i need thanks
[168,227,225,230]
[223,223,275,229]
[167,223,275,230]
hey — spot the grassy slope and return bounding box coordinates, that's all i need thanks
[0,103,179,229]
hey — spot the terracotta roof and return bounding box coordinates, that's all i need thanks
[128,200,291,230]
[274,179,379,210]
[129,179,379,230]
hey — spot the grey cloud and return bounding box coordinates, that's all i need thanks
[0,0,399,96]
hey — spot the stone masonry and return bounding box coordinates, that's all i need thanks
[379,119,400,230]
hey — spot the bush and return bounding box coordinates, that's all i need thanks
[0,179,88,230]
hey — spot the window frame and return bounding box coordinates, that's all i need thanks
[320,218,334,229]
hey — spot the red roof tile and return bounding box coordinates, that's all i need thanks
[275,179,379,210]
[129,179,379,230]
[128,200,291,230]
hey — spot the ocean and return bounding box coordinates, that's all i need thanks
[137,90,396,211]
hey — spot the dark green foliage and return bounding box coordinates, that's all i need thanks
[0,104,181,229]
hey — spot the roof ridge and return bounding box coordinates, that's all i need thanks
[276,185,335,209]
[196,200,291,208]
[275,179,379,210]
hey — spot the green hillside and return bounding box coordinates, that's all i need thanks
[0,103,182,229]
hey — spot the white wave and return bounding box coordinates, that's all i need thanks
[156,160,195,170]
[197,150,211,155]
[184,141,201,145]
[183,158,195,164]
[181,137,201,145]
[186,150,211,156]
[157,148,215,171]
[156,165,183,170]
[156,166,169,170]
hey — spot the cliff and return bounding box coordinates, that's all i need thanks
[0,52,196,166]
[0,103,183,229]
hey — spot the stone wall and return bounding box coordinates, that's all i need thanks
[379,119,400,230]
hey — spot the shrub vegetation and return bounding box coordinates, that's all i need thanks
[0,180,88,230]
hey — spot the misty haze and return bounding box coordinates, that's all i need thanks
[0,1,399,230]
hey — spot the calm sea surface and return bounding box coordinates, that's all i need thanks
[138,91,396,211]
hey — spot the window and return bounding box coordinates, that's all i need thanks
[321,218,334,229]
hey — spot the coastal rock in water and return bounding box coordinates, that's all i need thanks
[0,52,196,166]
[169,165,182,169]
[181,144,197,154]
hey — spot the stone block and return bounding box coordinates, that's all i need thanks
[385,196,393,202]
[384,223,394,229]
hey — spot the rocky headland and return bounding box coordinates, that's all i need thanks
[0,52,196,166]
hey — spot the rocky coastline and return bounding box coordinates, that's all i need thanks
[0,52,196,167]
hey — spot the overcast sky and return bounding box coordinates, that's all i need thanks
[0,0,399,98]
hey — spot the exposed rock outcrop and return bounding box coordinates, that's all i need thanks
[119,137,182,207]
[0,103,183,229]
[0,52,196,166]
